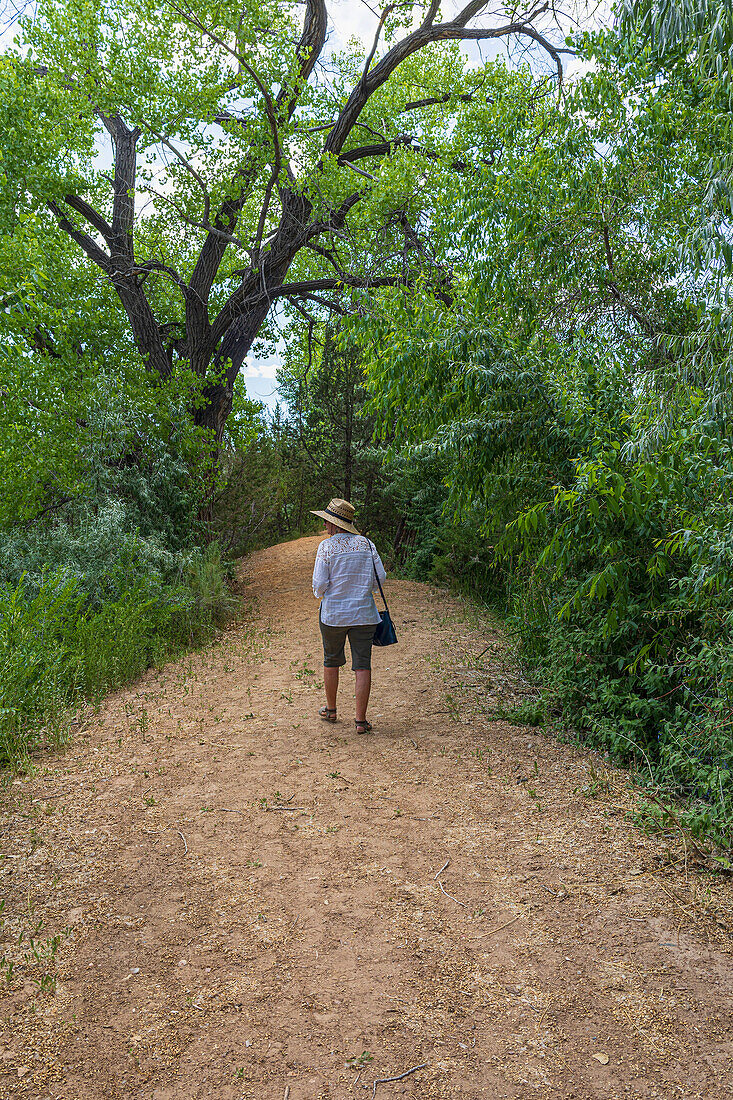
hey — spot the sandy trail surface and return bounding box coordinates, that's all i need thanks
[1,535,733,1100]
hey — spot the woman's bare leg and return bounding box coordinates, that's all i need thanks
[355,670,371,723]
[324,666,339,712]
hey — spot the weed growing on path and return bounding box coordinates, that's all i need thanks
[575,762,612,800]
[0,909,72,996]
[346,1051,373,1069]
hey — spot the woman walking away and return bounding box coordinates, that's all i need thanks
[311,498,387,734]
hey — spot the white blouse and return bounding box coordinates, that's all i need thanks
[312,533,387,627]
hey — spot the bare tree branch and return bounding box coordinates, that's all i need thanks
[27,326,61,359]
[62,194,114,245]
[145,185,249,250]
[48,201,112,271]
[425,0,441,25]
[362,2,395,80]
[341,160,376,181]
[98,113,140,259]
[306,240,346,273]
[288,296,321,329]
[132,260,189,293]
[402,90,483,110]
[251,167,280,261]
[136,118,212,225]
[276,0,328,120]
[273,274,409,297]
[283,289,349,315]
[323,2,570,158]
[321,191,366,234]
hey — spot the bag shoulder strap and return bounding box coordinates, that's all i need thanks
[363,534,390,613]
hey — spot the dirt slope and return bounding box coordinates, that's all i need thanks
[1,535,732,1100]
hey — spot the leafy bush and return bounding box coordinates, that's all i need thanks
[183,542,239,627]
[504,417,733,849]
[0,543,235,768]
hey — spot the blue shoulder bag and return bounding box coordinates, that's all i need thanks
[367,539,398,647]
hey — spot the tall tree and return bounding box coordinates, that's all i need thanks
[3,0,570,445]
[278,326,376,502]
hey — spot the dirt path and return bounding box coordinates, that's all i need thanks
[2,536,733,1100]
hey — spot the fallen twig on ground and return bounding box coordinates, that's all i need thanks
[177,830,188,855]
[652,877,698,918]
[434,858,469,908]
[438,878,469,907]
[372,1064,427,1098]
[434,859,450,880]
[478,914,522,938]
[538,883,567,899]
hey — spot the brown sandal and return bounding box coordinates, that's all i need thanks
[319,707,337,723]
[354,719,373,734]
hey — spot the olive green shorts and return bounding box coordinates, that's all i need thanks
[319,616,376,671]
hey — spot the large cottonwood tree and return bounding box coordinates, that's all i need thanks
[5,1,570,441]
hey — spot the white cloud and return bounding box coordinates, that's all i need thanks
[244,375,281,411]
[329,0,379,48]
[242,359,267,379]
[243,354,281,379]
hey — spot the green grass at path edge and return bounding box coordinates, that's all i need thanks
[0,542,237,771]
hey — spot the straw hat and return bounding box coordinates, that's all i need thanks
[310,498,360,535]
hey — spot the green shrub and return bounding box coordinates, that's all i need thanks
[182,541,239,628]
[503,427,733,850]
[0,541,236,769]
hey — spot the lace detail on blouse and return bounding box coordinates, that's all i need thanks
[317,533,373,559]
